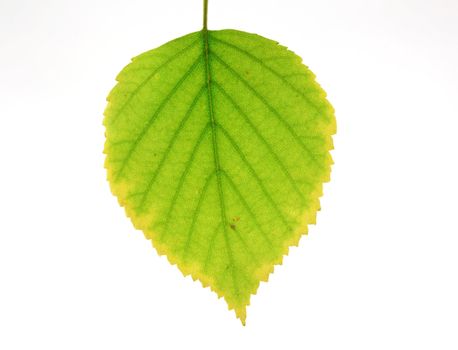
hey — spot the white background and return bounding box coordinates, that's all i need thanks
[1,0,457,348]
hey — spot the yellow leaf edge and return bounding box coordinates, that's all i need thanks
[103,49,336,327]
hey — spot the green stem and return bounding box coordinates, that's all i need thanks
[203,0,208,30]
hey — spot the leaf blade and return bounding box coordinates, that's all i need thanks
[104,29,335,324]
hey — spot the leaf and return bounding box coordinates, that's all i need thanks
[104,29,336,324]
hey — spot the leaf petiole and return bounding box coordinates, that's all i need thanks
[203,0,209,30]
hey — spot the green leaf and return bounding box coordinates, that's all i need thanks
[104,29,335,324]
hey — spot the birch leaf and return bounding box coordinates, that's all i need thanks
[104,29,335,324]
